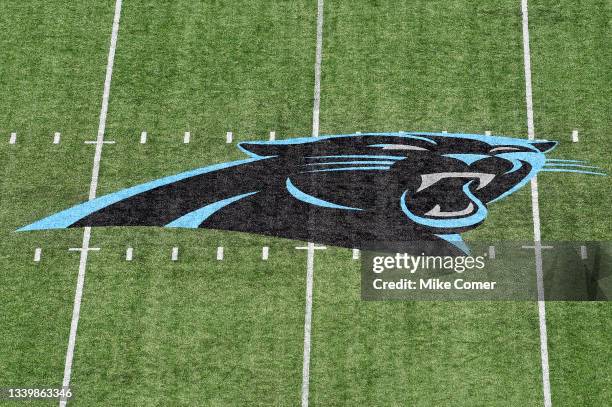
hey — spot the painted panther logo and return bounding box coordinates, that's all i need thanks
[18,132,604,252]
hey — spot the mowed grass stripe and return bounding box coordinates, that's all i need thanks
[0,0,117,400]
[72,237,308,406]
[311,250,545,406]
[104,0,317,144]
[67,0,318,405]
[529,0,611,405]
[530,0,611,241]
[311,1,545,405]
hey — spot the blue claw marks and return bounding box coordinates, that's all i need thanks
[286,178,362,211]
[166,192,259,228]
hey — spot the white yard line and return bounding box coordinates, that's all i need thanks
[60,1,123,406]
[88,0,122,202]
[310,0,324,139]
[302,2,325,405]
[521,1,552,406]
[301,241,316,407]
[522,2,535,141]
[60,227,91,407]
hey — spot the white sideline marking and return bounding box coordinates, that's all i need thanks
[485,130,492,136]
[34,248,42,262]
[262,246,269,260]
[571,129,579,143]
[521,1,552,406]
[580,245,587,260]
[302,2,324,405]
[171,247,179,261]
[140,131,147,144]
[488,246,496,259]
[125,247,133,261]
[60,1,122,406]
[269,131,276,141]
[184,131,191,144]
[9,132,17,144]
[53,132,61,144]
[352,248,360,260]
[216,246,224,261]
[226,131,233,143]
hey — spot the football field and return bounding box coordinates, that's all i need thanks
[0,0,610,406]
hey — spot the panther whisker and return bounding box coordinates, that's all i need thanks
[546,159,586,163]
[305,155,405,160]
[543,163,600,169]
[304,166,392,173]
[539,169,606,176]
[304,160,398,166]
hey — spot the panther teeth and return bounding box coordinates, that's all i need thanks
[424,202,475,218]
[417,172,496,192]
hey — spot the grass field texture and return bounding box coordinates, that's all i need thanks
[0,0,609,406]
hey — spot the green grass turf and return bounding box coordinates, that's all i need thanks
[0,2,115,405]
[0,0,609,406]
[528,1,611,405]
[320,0,536,243]
[310,248,546,406]
[71,234,306,406]
[315,1,611,404]
[310,1,546,405]
[58,0,318,405]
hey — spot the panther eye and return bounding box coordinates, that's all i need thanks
[489,146,521,153]
[375,144,429,151]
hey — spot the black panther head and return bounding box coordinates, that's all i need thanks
[19,132,604,252]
